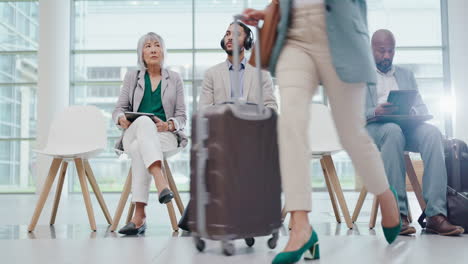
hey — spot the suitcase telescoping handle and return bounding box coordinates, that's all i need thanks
[232,14,265,114]
[195,15,265,238]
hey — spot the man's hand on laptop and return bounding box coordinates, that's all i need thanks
[375,102,398,116]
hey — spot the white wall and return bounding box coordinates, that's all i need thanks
[447,0,468,142]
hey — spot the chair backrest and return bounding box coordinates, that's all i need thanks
[44,105,107,155]
[308,103,342,154]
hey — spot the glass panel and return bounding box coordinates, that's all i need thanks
[0,54,38,83]
[0,85,37,192]
[73,0,192,50]
[194,51,226,79]
[368,0,441,46]
[393,49,443,78]
[195,0,245,49]
[0,1,39,51]
[0,139,37,192]
[416,78,445,132]
[0,1,38,193]
[0,85,37,138]
[73,52,193,82]
[194,0,270,49]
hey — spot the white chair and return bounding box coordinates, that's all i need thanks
[282,103,354,229]
[110,149,185,232]
[28,105,112,232]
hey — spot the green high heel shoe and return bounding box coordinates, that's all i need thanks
[382,186,402,244]
[272,229,320,264]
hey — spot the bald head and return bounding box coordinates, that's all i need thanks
[371,29,396,73]
[372,29,395,47]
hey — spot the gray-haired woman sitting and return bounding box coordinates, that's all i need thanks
[112,32,187,235]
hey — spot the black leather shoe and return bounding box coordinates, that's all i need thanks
[118,222,146,235]
[159,188,174,204]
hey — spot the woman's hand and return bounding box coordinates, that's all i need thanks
[153,116,169,132]
[119,115,131,129]
[241,8,266,26]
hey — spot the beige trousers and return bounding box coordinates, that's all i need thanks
[276,5,389,212]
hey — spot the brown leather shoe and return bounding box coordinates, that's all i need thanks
[426,214,465,236]
[399,214,416,235]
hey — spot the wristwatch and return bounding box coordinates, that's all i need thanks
[168,121,174,131]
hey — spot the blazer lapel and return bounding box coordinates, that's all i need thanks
[221,63,231,100]
[161,69,170,98]
[367,83,378,107]
[393,67,407,90]
[133,70,146,112]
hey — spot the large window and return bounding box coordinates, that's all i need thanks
[69,0,447,192]
[0,0,445,193]
[0,0,38,193]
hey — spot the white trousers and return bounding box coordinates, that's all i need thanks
[276,5,389,212]
[122,116,177,204]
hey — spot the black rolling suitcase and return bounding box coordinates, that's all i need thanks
[444,139,468,233]
[418,138,468,233]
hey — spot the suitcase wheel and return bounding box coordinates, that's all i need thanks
[194,237,206,252]
[245,237,255,247]
[268,231,279,249]
[221,240,235,256]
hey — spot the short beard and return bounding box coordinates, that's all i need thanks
[376,60,392,73]
[223,46,244,56]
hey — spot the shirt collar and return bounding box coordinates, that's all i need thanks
[377,65,395,77]
[227,57,247,71]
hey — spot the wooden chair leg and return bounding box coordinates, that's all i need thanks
[166,201,179,232]
[110,169,132,232]
[321,158,342,224]
[84,160,113,225]
[323,155,353,229]
[126,202,135,224]
[352,187,368,223]
[50,161,68,225]
[163,160,184,215]
[75,158,97,231]
[28,158,63,232]
[404,154,426,211]
[369,196,379,229]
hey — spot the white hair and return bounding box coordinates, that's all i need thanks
[136,32,167,70]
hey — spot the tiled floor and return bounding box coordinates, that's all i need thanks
[1,192,467,263]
